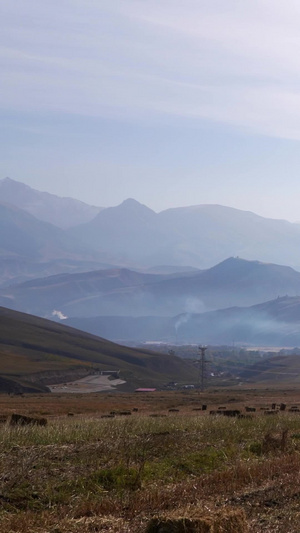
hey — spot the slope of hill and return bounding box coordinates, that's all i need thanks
[68,198,180,265]
[158,204,300,269]
[3,257,300,318]
[0,376,49,394]
[0,177,102,228]
[240,354,300,385]
[171,296,300,346]
[0,202,118,287]
[0,267,195,316]
[143,257,300,311]
[65,296,300,346]
[0,202,67,259]
[0,307,195,389]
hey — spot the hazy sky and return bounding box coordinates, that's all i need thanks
[2,1,300,220]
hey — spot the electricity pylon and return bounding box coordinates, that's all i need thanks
[198,345,207,392]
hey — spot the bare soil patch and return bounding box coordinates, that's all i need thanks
[49,374,126,393]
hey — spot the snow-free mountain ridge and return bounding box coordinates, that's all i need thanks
[0,177,102,228]
[2,257,300,320]
[66,295,300,347]
[3,178,300,286]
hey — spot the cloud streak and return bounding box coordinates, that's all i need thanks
[2,1,300,139]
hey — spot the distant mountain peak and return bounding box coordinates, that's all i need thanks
[211,257,260,270]
[119,198,155,212]
[121,198,142,206]
[98,198,157,220]
[1,176,31,190]
[218,257,261,266]
[216,257,291,270]
[209,257,283,277]
[0,177,102,229]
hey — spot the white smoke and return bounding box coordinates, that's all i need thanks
[175,314,190,331]
[52,310,68,320]
[183,297,205,314]
[174,298,205,331]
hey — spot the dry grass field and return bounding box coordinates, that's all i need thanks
[2,389,300,532]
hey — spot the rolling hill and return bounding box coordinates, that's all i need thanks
[65,296,300,347]
[0,202,117,287]
[127,257,300,314]
[2,257,300,319]
[0,266,199,317]
[240,354,300,385]
[170,296,300,346]
[0,307,195,389]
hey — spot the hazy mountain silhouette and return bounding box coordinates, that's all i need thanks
[68,198,181,264]
[4,180,300,287]
[0,201,71,259]
[0,202,116,286]
[66,295,300,347]
[3,257,300,320]
[171,296,300,346]
[69,200,300,270]
[0,177,102,228]
[0,266,200,316]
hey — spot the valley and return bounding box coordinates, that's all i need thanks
[2,179,300,390]
[5,5,300,530]
[3,179,300,531]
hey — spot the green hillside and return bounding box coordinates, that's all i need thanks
[0,307,195,390]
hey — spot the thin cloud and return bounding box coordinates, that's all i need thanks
[2,2,300,137]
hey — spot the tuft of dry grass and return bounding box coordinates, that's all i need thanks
[146,508,248,532]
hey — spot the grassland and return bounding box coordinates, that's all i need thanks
[2,389,300,531]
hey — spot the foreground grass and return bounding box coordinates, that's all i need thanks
[2,411,300,531]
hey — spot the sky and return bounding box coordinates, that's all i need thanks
[2,1,300,220]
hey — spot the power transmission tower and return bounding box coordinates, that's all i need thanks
[198,345,208,392]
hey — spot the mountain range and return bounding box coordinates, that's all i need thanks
[2,257,300,320]
[68,198,300,270]
[3,178,300,348]
[3,178,300,287]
